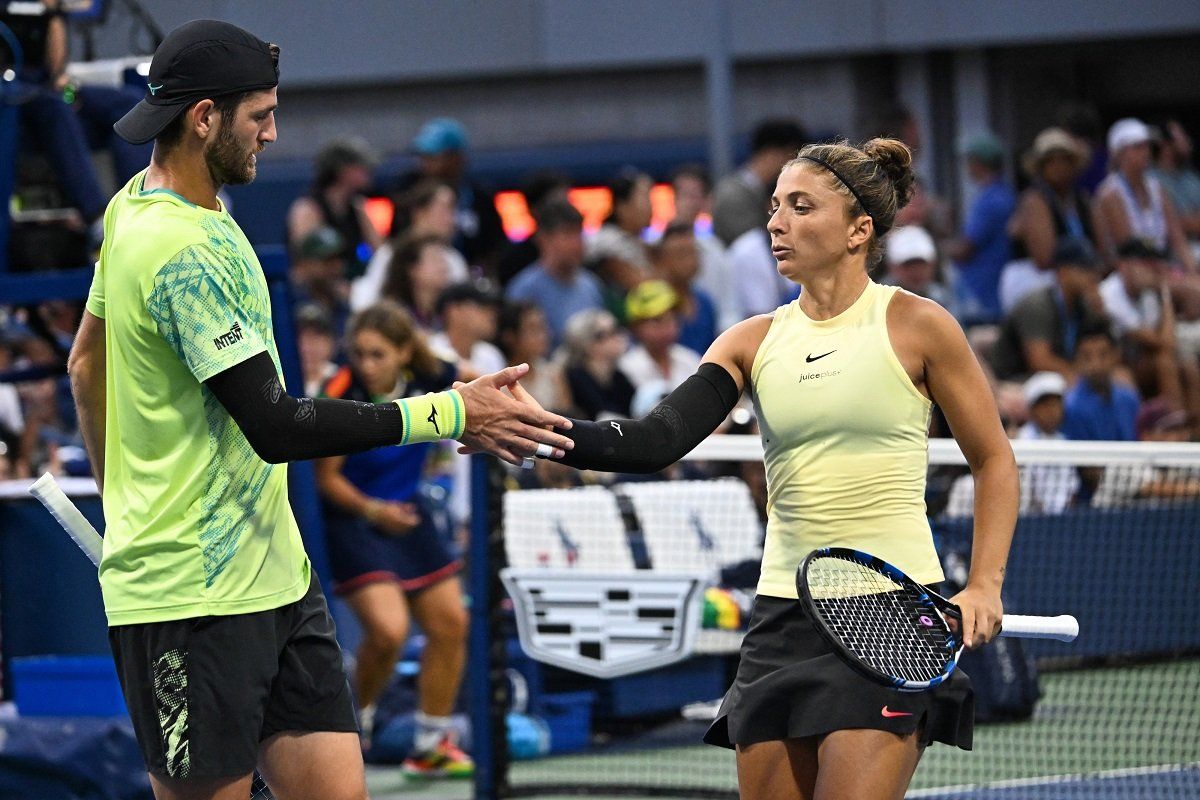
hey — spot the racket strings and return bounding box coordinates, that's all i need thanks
[807,555,955,683]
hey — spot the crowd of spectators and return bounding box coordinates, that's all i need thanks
[6,107,1200,500]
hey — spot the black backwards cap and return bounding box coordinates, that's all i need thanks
[114,20,279,145]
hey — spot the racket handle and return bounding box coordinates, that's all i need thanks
[999,614,1079,642]
[28,473,104,568]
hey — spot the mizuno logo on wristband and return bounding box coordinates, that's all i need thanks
[427,406,440,434]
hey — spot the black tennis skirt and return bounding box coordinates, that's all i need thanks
[703,595,974,750]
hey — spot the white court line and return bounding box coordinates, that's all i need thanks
[906,760,1200,797]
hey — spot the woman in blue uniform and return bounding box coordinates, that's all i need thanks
[316,301,473,778]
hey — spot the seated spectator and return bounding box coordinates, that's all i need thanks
[652,222,718,354]
[496,171,572,286]
[352,179,468,310]
[880,225,954,313]
[948,134,1016,324]
[1062,327,1140,441]
[671,164,740,330]
[286,138,382,281]
[1003,128,1096,314]
[989,241,1107,382]
[618,281,701,413]
[10,331,79,477]
[1098,240,1191,406]
[506,200,604,347]
[1092,397,1200,506]
[1017,371,1079,513]
[290,226,350,338]
[429,281,505,376]
[496,302,570,411]
[295,304,338,398]
[0,335,26,477]
[380,234,453,330]
[727,217,795,318]
[3,1,150,241]
[1151,119,1200,247]
[1094,119,1196,271]
[712,119,806,246]
[1136,397,1191,443]
[397,118,507,270]
[561,309,635,421]
[947,371,1080,516]
[587,168,655,316]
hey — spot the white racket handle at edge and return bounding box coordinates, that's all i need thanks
[28,473,103,568]
[999,614,1079,642]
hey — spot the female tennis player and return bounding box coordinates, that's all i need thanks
[315,302,473,778]
[536,138,1019,799]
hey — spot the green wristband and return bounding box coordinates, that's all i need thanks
[395,390,465,444]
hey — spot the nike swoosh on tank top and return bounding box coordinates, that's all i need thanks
[750,280,944,599]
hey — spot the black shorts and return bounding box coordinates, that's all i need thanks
[109,572,359,780]
[703,595,974,750]
[324,500,461,596]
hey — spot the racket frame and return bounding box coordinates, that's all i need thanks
[796,547,962,692]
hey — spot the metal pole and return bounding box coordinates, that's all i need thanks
[704,0,735,179]
[469,453,497,800]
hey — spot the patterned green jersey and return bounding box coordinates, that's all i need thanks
[87,171,309,626]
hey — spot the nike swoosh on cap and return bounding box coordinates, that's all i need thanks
[881,706,913,718]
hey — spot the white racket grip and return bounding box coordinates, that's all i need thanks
[28,473,103,568]
[1000,614,1079,642]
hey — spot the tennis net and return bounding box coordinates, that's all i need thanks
[466,436,1200,799]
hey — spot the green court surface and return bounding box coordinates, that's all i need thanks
[367,659,1198,799]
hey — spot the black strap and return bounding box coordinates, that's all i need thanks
[556,362,741,474]
[205,351,408,463]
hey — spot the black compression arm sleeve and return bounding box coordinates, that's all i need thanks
[204,351,408,463]
[556,362,741,474]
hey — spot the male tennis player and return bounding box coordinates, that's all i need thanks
[67,20,572,800]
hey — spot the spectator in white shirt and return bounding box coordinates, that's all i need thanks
[429,281,506,377]
[1098,239,1199,418]
[727,224,795,317]
[1016,372,1080,513]
[949,371,1079,516]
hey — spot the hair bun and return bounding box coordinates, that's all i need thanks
[862,137,916,212]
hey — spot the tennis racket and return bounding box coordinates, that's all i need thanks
[28,474,276,800]
[796,547,1078,692]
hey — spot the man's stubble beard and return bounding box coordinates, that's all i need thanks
[205,121,258,188]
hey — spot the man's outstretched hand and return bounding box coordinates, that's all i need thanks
[456,364,573,466]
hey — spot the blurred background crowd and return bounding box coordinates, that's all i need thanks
[3,1,1199,505]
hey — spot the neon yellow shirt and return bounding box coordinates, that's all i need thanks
[750,281,943,599]
[86,171,309,626]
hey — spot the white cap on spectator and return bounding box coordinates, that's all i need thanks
[1107,118,1153,155]
[886,226,937,267]
[1024,371,1068,406]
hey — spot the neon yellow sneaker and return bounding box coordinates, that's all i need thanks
[401,735,475,779]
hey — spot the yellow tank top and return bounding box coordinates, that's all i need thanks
[751,280,944,598]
